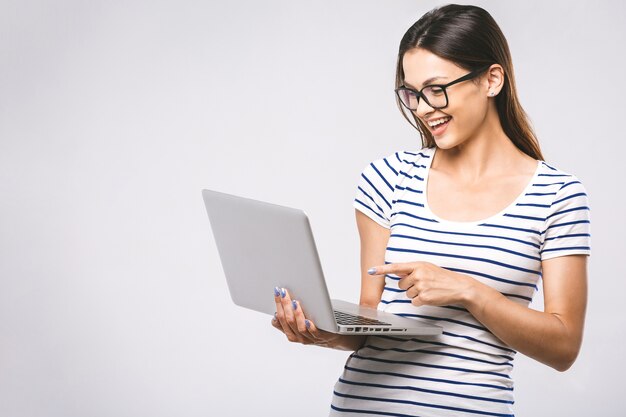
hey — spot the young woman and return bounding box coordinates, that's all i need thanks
[271,4,590,416]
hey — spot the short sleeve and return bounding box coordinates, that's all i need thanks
[540,176,591,261]
[353,153,401,229]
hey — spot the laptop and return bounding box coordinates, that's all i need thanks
[202,189,442,336]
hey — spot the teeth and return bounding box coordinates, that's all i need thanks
[428,117,450,127]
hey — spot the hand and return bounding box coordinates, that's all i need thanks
[369,262,478,307]
[271,287,341,347]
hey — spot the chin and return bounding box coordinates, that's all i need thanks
[433,135,461,150]
[433,129,475,150]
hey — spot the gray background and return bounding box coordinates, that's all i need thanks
[1,0,624,416]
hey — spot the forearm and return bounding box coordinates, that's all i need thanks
[464,281,584,371]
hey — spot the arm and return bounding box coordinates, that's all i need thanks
[271,210,389,351]
[465,254,588,371]
[356,210,389,308]
[370,255,588,371]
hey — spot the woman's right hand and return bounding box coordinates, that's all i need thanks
[271,287,345,348]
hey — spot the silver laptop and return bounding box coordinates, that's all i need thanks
[202,189,442,336]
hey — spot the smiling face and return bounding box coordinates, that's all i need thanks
[401,48,493,149]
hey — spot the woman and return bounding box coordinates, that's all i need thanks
[271,4,590,416]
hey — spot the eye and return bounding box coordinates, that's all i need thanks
[426,86,445,96]
[399,89,414,100]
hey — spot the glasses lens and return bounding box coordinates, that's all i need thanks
[422,86,447,109]
[397,89,419,110]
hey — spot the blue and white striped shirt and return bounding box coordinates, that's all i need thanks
[330,146,591,417]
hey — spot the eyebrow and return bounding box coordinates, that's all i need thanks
[405,76,448,89]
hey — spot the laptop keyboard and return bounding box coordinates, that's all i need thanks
[334,310,392,326]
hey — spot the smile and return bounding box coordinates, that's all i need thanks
[427,116,451,127]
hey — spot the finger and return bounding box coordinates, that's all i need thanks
[273,287,287,324]
[368,262,417,277]
[274,287,298,340]
[405,284,419,299]
[278,288,300,336]
[304,318,322,340]
[292,300,315,342]
[398,275,418,291]
[271,313,284,332]
[411,296,425,307]
[271,314,308,343]
[273,287,284,315]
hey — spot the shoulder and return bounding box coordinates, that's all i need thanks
[354,148,434,227]
[536,160,589,200]
[537,160,591,231]
[538,161,591,258]
[361,147,435,180]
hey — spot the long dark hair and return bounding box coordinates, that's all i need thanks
[396,4,544,161]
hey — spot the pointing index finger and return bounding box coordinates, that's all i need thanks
[368,263,415,276]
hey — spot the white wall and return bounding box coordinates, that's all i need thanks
[1,0,624,415]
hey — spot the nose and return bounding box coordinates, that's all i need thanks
[414,96,435,119]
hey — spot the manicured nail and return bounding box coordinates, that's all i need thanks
[274,287,280,297]
[280,288,286,298]
[305,319,311,329]
[292,300,298,310]
[367,268,376,275]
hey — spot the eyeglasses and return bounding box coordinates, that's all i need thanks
[395,65,491,111]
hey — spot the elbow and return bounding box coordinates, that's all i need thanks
[550,349,580,372]
[552,360,574,372]
[546,314,584,372]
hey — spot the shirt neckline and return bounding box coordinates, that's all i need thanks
[421,146,543,227]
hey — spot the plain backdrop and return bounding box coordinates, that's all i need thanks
[1,0,625,416]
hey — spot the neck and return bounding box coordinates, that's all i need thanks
[433,108,529,181]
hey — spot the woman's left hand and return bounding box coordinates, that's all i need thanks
[368,262,479,307]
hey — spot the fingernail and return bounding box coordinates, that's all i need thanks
[274,312,277,320]
[280,288,286,298]
[367,268,376,275]
[305,319,311,329]
[273,287,280,297]
[292,300,298,310]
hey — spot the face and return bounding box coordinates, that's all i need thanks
[401,48,491,149]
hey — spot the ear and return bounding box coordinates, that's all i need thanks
[485,64,505,97]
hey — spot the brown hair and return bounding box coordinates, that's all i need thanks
[396,4,544,160]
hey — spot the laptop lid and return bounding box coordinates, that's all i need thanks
[202,189,339,332]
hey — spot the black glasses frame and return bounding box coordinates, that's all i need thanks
[395,65,492,111]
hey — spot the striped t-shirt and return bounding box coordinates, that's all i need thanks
[330,146,591,417]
